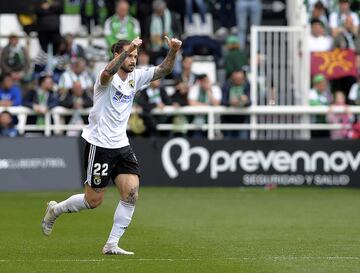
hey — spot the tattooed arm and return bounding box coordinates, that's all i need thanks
[152,36,182,81]
[100,37,142,85]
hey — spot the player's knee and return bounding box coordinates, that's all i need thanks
[124,187,138,205]
[87,196,103,208]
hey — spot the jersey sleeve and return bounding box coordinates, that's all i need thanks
[94,70,109,93]
[135,67,156,92]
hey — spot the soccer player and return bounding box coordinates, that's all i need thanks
[41,36,182,255]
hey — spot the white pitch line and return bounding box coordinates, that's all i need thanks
[0,257,359,262]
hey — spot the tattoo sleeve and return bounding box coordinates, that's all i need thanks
[104,51,129,76]
[152,48,177,81]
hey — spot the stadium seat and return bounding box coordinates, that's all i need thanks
[191,59,217,84]
[184,13,213,37]
[91,38,107,49]
[74,37,89,49]
[60,15,82,35]
[0,14,26,36]
[28,38,41,60]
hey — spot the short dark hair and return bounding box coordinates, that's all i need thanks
[314,1,325,9]
[310,18,325,27]
[111,40,131,56]
[116,0,128,4]
[0,73,11,83]
[197,74,208,81]
[0,110,12,117]
[38,74,52,86]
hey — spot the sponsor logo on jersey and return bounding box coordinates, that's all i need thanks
[113,90,135,103]
[113,91,123,102]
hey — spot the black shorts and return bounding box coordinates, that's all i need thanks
[84,141,140,188]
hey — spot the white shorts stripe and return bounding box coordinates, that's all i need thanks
[88,145,96,183]
[85,144,96,185]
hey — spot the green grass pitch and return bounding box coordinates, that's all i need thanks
[0,187,359,273]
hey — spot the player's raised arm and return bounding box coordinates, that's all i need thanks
[151,36,182,81]
[100,37,143,85]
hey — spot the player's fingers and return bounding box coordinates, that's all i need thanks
[164,36,171,44]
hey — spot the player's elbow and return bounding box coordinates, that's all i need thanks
[100,71,111,85]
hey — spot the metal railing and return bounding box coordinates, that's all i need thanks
[1,105,360,139]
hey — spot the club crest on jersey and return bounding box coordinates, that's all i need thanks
[129,80,135,88]
[93,175,102,185]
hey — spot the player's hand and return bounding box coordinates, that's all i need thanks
[165,36,182,51]
[128,37,142,53]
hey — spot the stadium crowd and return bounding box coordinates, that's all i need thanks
[0,0,360,139]
[307,0,360,138]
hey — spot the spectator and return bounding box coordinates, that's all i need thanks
[309,19,333,52]
[150,0,180,63]
[59,81,93,110]
[224,35,248,79]
[309,74,332,106]
[310,1,329,31]
[59,81,93,136]
[138,79,172,111]
[185,0,207,25]
[235,0,262,48]
[58,58,94,98]
[329,0,359,37]
[35,0,63,53]
[216,0,237,37]
[0,73,22,107]
[23,74,59,126]
[348,74,360,104]
[0,111,18,137]
[222,69,250,139]
[333,15,360,50]
[79,0,104,36]
[0,33,31,83]
[63,34,87,63]
[172,56,196,106]
[137,79,173,136]
[188,74,221,137]
[327,90,353,139]
[309,74,332,137]
[32,37,69,85]
[104,0,140,52]
[307,0,335,12]
[137,50,151,69]
[182,36,222,64]
[188,74,222,106]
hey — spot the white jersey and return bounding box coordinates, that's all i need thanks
[82,67,155,148]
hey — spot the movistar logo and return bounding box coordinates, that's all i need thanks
[161,138,360,179]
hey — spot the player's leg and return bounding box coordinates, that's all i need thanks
[42,142,109,236]
[41,185,105,236]
[102,174,138,255]
[54,185,105,215]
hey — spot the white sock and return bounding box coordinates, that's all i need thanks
[53,194,90,216]
[106,201,135,246]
